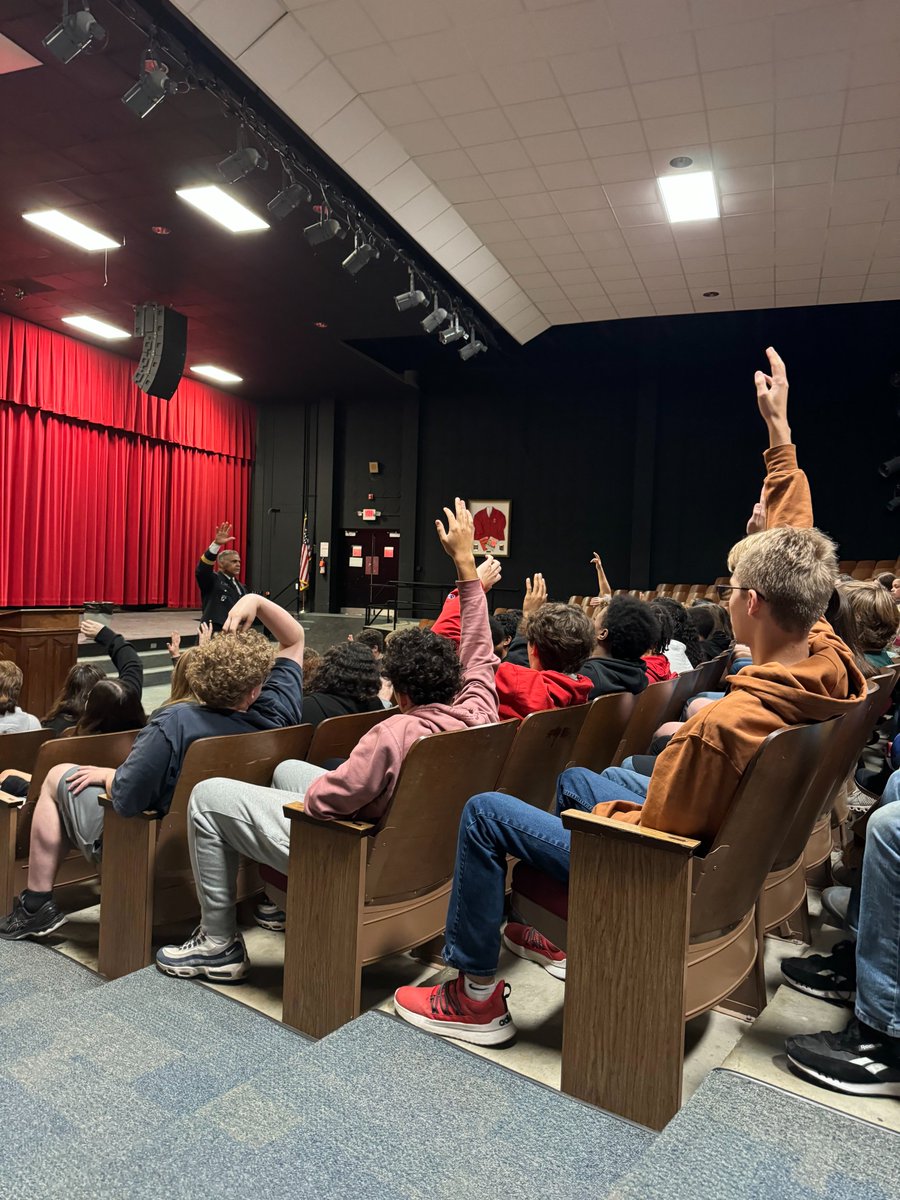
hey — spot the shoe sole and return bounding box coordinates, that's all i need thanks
[0,912,68,941]
[502,935,566,980]
[253,916,286,932]
[393,1001,517,1046]
[780,973,855,1004]
[155,960,248,985]
[787,1054,900,1097]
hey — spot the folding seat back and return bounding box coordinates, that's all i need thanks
[494,703,591,811]
[691,653,729,695]
[306,707,396,766]
[851,560,876,579]
[569,691,636,774]
[0,727,54,775]
[612,677,679,764]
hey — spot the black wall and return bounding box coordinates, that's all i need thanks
[252,299,900,615]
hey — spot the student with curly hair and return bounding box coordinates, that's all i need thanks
[577,595,657,699]
[301,641,384,727]
[0,595,304,943]
[155,497,499,983]
[651,597,704,673]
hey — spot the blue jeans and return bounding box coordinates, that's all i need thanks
[554,765,650,816]
[855,772,900,1037]
[442,793,571,977]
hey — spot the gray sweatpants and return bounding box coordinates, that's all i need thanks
[187,759,328,940]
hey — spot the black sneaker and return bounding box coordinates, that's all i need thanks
[0,893,67,941]
[786,1019,900,1097]
[780,940,856,1003]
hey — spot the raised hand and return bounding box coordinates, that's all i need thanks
[80,618,104,640]
[754,346,790,446]
[198,621,213,646]
[523,573,548,616]
[167,631,181,660]
[477,554,502,593]
[214,521,235,547]
[222,594,260,633]
[746,485,767,535]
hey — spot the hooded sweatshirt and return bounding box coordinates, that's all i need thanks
[433,593,592,720]
[591,443,867,844]
[304,578,499,822]
[642,654,676,683]
[577,655,648,700]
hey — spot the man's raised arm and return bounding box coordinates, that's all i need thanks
[754,346,814,531]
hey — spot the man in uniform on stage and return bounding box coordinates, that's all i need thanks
[196,521,246,632]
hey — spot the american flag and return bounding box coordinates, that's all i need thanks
[298,515,312,592]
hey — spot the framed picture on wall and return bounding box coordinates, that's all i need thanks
[467,499,511,558]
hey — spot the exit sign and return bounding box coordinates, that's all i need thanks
[361,508,377,521]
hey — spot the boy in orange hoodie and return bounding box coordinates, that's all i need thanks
[393,347,866,1046]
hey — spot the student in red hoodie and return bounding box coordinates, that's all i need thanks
[433,571,594,719]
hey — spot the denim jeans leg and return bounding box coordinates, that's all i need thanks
[855,800,900,1037]
[847,771,900,934]
[441,792,571,978]
[555,766,650,816]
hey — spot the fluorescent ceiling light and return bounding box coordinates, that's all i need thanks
[657,171,719,223]
[176,185,268,233]
[23,209,119,251]
[62,315,131,340]
[191,364,243,384]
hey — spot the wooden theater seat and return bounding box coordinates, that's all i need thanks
[274,720,518,1038]
[568,692,636,775]
[97,723,314,979]
[0,730,139,912]
[494,703,590,811]
[513,717,842,1130]
[611,677,679,765]
[851,560,876,579]
[0,727,54,777]
[306,707,396,766]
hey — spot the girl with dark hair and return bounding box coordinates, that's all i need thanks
[67,678,147,736]
[651,597,704,671]
[301,641,384,727]
[42,619,144,734]
[642,603,677,682]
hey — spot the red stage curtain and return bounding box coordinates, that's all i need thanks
[0,315,255,608]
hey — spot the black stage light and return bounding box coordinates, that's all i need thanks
[267,181,311,220]
[304,216,341,245]
[122,60,177,119]
[342,234,377,275]
[43,5,105,64]
[218,146,267,184]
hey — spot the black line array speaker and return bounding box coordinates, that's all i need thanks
[133,303,187,400]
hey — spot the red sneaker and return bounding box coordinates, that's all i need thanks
[502,922,567,979]
[393,975,516,1046]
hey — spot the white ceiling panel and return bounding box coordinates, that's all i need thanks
[174,0,900,339]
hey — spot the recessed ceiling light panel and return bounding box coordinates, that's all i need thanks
[191,364,243,384]
[23,209,119,251]
[62,315,131,340]
[657,171,719,223]
[175,186,269,233]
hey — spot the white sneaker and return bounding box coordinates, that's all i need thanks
[155,927,249,983]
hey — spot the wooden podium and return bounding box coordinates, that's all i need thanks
[0,609,80,718]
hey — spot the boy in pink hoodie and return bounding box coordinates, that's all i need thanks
[156,497,500,983]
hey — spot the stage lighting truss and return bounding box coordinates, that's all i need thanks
[43,3,106,64]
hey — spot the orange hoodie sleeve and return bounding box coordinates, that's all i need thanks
[762,443,813,530]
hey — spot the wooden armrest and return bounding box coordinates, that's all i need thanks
[98,794,158,820]
[560,809,700,856]
[0,790,25,808]
[282,800,374,837]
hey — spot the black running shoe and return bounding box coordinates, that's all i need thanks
[0,893,67,941]
[786,1019,900,1097]
[780,940,856,1003]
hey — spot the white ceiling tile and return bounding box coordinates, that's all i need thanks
[825,223,882,251]
[712,135,775,168]
[592,151,655,182]
[581,122,648,157]
[465,141,531,173]
[538,160,600,189]
[604,179,661,206]
[631,76,703,122]
[628,245,681,266]
[361,0,449,41]
[624,224,676,246]
[831,177,894,205]
[455,199,510,223]
[549,47,629,95]
[773,157,837,186]
[540,252,592,271]
[192,0,284,57]
[775,295,818,306]
[724,235,775,257]
[835,149,900,180]
[454,245,501,285]
[707,103,774,142]
[527,283,566,302]
[481,277,526,309]
[492,236,541,261]
[468,262,512,299]
[331,42,412,92]
[568,87,639,127]
[695,20,775,72]
[539,299,581,315]
[281,60,356,132]
[369,159,432,208]
[840,118,900,155]
[483,60,561,106]
[821,257,871,274]
[565,280,610,298]
[316,96,385,163]
[563,209,621,231]
[774,51,849,99]
[607,0,693,39]
[722,189,775,215]
[236,15,323,96]
[775,181,834,209]
[420,74,497,116]
[413,148,478,180]
[849,43,900,89]
[866,272,900,287]
[774,4,857,59]
[531,234,582,255]
[430,227,482,269]
[717,164,776,193]
[775,93,848,134]
[819,274,867,289]
[554,269,601,285]
[363,84,437,125]
[528,3,618,57]
[523,131,590,165]
[551,184,612,211]
[503,192,560,217]
[702,64,775,110]
[830,200,889,225]
[484,166,546,196]
[444,108,518,145]
[642,111,710,150]
[845,84,900,124]
[615,202,668,226]
[393,30,475,81]
[440,176,496,202]
[605,276,651,294]
[775,205,830,230]
[592,258,641,277]
[678,254,728,272]
[775,263,821,280]
[516,271,555,288]
[856,0,900,43]
[621,33,698,84]
[731,266,775,283]
[416,207,468,251]
[722,212,775,236]
[392,182,451,231]
[506,98,576,137]
[775,126,841,161]
[393,118,459,156]
[576,229,632,251]
[495,251,545,273]
[464,14,547,68]
[343,130,410,188]
[517,213,571,237]
[294,0,384,53]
